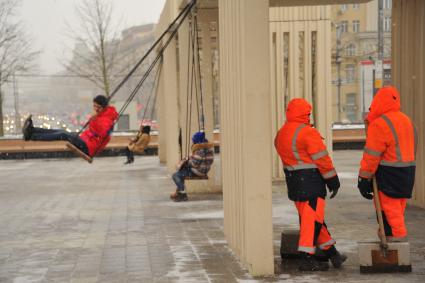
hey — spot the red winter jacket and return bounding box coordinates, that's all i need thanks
[80,106,118,156]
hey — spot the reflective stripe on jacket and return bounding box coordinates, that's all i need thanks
[274,98,337,201]
[275,123,336,180]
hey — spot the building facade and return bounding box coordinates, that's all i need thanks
[331,0,392,123]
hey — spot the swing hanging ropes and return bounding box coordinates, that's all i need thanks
[194,12,205,132]
[77,0,197,136]
[89,0,197,159]
[140,56,163,125]
[184,14,194,159]
[183,10,205,158]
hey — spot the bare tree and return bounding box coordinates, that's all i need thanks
[0,0,39,136]
[63,0,122,98]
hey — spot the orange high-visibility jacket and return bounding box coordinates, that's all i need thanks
[359,86,417,198]
[275,99,337,200]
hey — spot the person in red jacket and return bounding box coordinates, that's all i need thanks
[275,98,346,271]
[358,86,417,242]
[22,95,118,157]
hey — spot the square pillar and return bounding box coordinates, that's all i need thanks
[392,0,425,208]
[186,8,221,193]
[162,37,181,172]
[219,0,274,276]
[177,16,192,160]
[157,52,167,164]
[315,15,333,152]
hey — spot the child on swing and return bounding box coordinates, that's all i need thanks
[170,131,214,202]
[22,95,118,158]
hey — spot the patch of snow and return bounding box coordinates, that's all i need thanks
[333,124,365,130]
[338,172,357,179]
[179,210,224,220]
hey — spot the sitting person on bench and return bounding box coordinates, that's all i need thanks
[22,95,118,158]
[170,131,214,202]
[124,124,151,164]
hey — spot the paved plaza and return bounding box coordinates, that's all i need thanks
[0,151,424,282]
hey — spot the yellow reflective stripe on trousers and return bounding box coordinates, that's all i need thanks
[364,147,382,157]
[298,246,316,253]
[318,239,336,250]
[311,150,329,161]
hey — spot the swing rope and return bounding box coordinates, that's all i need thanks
[182,8,206,158]
[147,58,163,123]
[77,0,197,136]
[89,0,196,159]
[141,56,163,125]
[194,12,205,131]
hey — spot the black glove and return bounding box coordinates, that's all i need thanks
[357,177,373,200]
[325,175,340,199]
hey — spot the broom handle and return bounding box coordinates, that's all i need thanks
[373,178,388,248]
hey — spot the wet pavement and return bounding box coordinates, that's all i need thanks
[0,151,424,282]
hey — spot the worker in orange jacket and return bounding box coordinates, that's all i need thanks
[275,98,346,271]
[358,86,417,242]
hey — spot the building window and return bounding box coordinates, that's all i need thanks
[345,64,356,83]
[340,21,348,33]
[384,0,392,10]
[340,4,348,12]
[384,17,392,32]
[353,4,360,10]
[346,44,356,56]
[352,20,360,33]
[346,93,358,122]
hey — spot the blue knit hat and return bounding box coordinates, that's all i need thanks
[192,131,206,144]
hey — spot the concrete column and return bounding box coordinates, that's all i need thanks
[219,0,273,275]
[186,8,221,193]
[162,37,181,172]
[155,0,180,166]
[177,16,191,160]
[315,12,333,152]
[157,51,167,164]
[392,0,425,208]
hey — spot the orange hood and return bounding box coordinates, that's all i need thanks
[366,86,401,123]
[286,98,311,124]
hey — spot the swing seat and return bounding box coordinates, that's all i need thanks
[66,142,93,163]
[186,175,209,180]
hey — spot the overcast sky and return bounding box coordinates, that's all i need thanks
[19,0,166,75]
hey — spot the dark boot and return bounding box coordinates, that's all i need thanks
[298,252,329,272]
[170,191,188,202]
[22,115,33,141]
[124,148,134,164]
[324,246,347,268]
